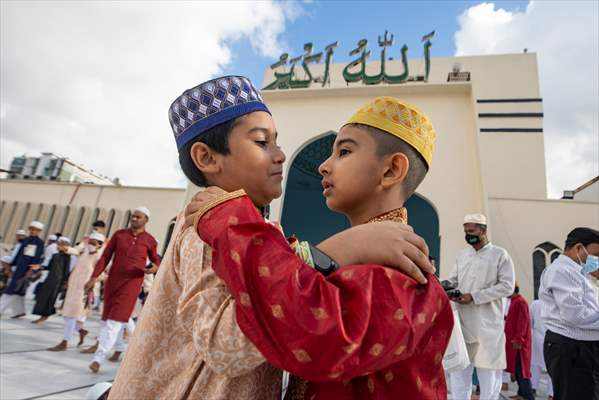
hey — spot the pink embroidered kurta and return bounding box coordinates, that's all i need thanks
[108,213,281,400]
[62,250,102,318]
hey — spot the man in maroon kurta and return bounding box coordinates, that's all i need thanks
[85,206,160,372]
[505,285,534,400]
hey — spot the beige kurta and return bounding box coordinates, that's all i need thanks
[62,250,101,318]
[108,213,281,400]
[447,243,515,370]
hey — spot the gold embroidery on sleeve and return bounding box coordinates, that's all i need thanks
[258,265,271,277]
[239,292,252,307]
[292,349,312,363]
[310,307,329,320]
[369,343,384,357]
[394,308,405,320]
[271,304,285,319]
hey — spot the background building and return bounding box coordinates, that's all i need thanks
[0,180,184,256]
[8,152,116,185]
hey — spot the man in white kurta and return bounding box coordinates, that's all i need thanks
[530,299,553,397]
[447,214,515,400]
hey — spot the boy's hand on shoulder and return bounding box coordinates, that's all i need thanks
[184,187,227,229]
[317,221,434,284]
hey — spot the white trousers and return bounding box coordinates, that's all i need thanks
[531,364,553,396]
[92,318,135,365]
[450,364,503,400]
[0,294,26,316]
[63,316,87,341]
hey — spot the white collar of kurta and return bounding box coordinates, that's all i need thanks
[556,254,583,272]
[469,242,492,253]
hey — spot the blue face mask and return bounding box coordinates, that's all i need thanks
[579,247,599,274]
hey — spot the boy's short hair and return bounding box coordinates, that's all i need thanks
[178,118,238,187]
[349,123,428,199]
[565,227,599,249]
[92,220,106,228]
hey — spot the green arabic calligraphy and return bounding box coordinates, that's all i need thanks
[263,31,433,90]
[263,42,337,90]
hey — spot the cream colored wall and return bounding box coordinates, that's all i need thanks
[262,83,488,277]
[574,180,599,202]
[488,197,599,301]
[478,133,547,199]
[0,180,185,251]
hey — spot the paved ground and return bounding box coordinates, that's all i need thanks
[1,301,554,400]
[1,304,117,400]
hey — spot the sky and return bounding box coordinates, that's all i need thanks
[1,0,597,198]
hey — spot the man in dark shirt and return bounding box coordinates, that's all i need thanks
[0,221,45,318]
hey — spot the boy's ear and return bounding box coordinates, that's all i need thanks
[190,142,222,175]
[381,152,409,189]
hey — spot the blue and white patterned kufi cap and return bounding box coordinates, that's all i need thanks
[169,75,270,150]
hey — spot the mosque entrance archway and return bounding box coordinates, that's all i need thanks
[281,133,442,273]
[281,133,350,244]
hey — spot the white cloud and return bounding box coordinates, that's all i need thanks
[455,1,598,198]
[1,1,300,187]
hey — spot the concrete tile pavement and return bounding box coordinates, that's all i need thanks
[1,305,117,400]
[1,302,555,400]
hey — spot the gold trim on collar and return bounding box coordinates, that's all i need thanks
[366,208,408,224]
[191,189,247,227]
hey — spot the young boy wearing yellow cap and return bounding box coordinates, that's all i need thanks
[191,96,453,399]
[109,77,436,400]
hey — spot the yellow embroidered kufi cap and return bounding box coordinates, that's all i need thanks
[343,96,437,168]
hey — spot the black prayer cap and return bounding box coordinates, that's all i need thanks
[565,227,599,248]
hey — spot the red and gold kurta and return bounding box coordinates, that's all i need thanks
[92,228,160,322]
[505,294,532,379]
[196,192,453,399]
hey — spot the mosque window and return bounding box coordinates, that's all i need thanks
[91,208,100,223]
[59,206,71,234]
[18,202,32,231]
[35,203,44,220]
[72,207,86,242]
[106,209,116,236]
[122,210,132,229]
[46,205,57,239]
[532,242,562,299]
[162,217,177,256]
[1,202,18,240]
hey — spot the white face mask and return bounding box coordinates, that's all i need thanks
[86,244,98,254]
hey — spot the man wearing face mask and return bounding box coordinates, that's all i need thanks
[447,213,516,400]
[539,227,599,400]
[48,232,106,352]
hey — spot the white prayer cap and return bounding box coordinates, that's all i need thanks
[29,221,44,230]
[84,382,112,400]
[16,229,27,236]
[57,236,71,244]
[89,232,105,242]
[464,213,487,225]
[134,206,150,218]
[48,234,58,241]
[1,255,12,264]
